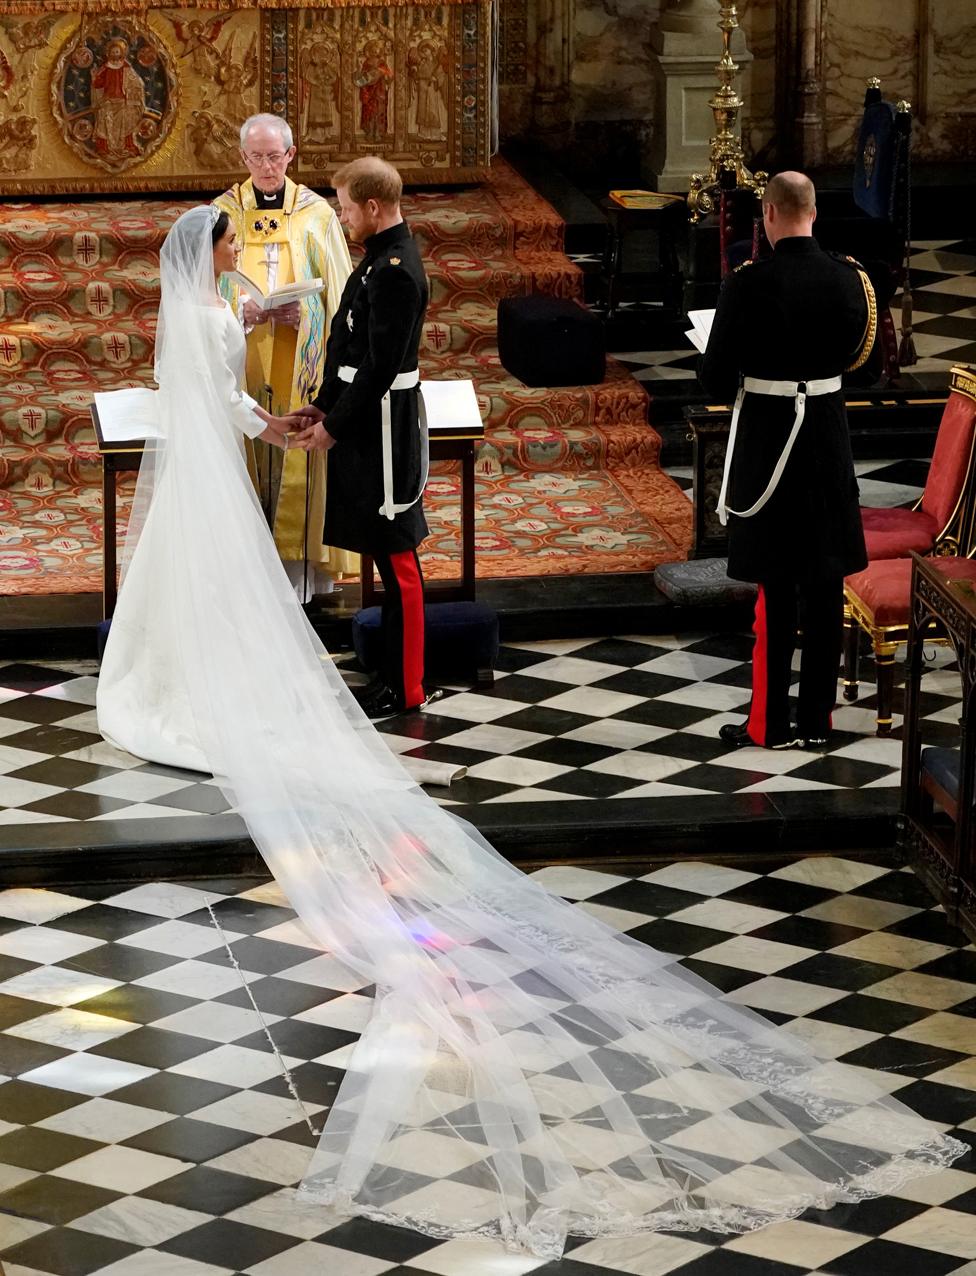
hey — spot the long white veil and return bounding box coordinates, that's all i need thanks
[116,206,966,1259]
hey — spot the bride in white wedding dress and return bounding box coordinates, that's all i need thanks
[97,206,967,1260]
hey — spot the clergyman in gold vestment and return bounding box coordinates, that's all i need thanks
[215,112,355,595]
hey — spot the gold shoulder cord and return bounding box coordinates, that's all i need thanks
[846,267,877,372]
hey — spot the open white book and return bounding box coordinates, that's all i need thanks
[93,387,161,443]
[224,270,324,311]
[418,379,483,437]
[684,308,716,354]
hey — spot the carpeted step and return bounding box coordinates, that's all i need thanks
[421,460,692,580]
[0,257,161,323]
[2,315,155,376]
[422,306,505,358]
[1,368,147,492]
[0,202,190,270]
[426,251,582,308]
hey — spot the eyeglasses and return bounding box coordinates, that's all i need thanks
[243,151,289,166]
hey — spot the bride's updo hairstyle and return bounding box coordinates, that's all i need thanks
[211,209,230,248]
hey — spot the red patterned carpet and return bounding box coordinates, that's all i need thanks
[0,161,691,595]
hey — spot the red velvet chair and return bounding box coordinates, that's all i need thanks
[843,556,976,735]
[844,368,976,733]
[860,367,976,561]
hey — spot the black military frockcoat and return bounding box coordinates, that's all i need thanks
[699,237,875,584]
[313,220,429,555]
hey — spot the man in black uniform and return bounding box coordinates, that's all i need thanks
[699,171,876,750]
[291,156,429,720]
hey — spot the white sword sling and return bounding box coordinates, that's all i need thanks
[716,375,843,526]
[337,364,428,521]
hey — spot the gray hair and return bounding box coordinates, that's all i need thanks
[239,113,293,151]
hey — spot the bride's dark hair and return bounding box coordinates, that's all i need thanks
[211,210,230,247]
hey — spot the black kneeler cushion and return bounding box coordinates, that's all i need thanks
[353,600,499,688]
[497,296,605,387]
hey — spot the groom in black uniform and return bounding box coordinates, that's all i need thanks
[700,171,877,751]
[291,157,430,720]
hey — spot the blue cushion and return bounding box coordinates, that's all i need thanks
[654,559,757,607]
[353,601,499,675]
[921,746,961,803]
[96,618,112,660]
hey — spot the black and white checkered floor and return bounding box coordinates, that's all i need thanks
[0,456,953,825]
[1,854,975,1275]
[594,238,976,387]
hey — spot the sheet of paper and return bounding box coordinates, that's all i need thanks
[684,307,715,354]
[419,379,484,434]
[93,387,161,442]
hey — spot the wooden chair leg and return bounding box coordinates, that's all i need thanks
[875,641,897,736]
[843,604,860,702]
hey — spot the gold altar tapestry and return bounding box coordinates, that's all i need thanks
[0,0,491,194]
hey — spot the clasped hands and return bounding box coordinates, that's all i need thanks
[283,404,335,452]
[243,298,301,331]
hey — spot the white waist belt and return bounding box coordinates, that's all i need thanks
[717,374,843,526]
[337,364,426,521]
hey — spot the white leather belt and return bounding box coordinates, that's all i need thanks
[337,364,427,521]
[717,374,843,525]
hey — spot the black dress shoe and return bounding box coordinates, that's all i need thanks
[719,722,800,750]
[355,681,408,722]
[355,681,442,723]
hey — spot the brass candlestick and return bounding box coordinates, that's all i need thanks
[687,2,767,222]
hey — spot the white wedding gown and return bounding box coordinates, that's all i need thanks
[96,208,967,1260]
[98,299,264,772]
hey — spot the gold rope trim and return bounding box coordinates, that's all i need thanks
[846,268,878,373]
[2,0,471,11]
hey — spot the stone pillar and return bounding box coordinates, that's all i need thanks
[532,0,574,145]
[795,0,825,167]
[647,0,752,192]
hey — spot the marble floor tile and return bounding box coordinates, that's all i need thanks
[0,965,121,1008]
[666,899,787,935]
[723,1217,868,1266]
[7,1008,137,1051]
[880,1204,976,1258]
[36,1097,173,1143]
[639,861,760,896]
[104,884,229,919]
[526,865,631,899]
[800,895,922,931]
[692,934,820,974]
[894,1011,976,1055]
[246,1241,396,1276]
[771,857,892,892]
[0,888,93,924]
[0,926,104,966]
[865,971,976,1010]
[830,932,955,970]
[50,1144,190,1192]
[72,1195,212,1247]
[20,1052,158,1097]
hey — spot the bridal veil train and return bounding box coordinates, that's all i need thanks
[97,207,967,1260]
